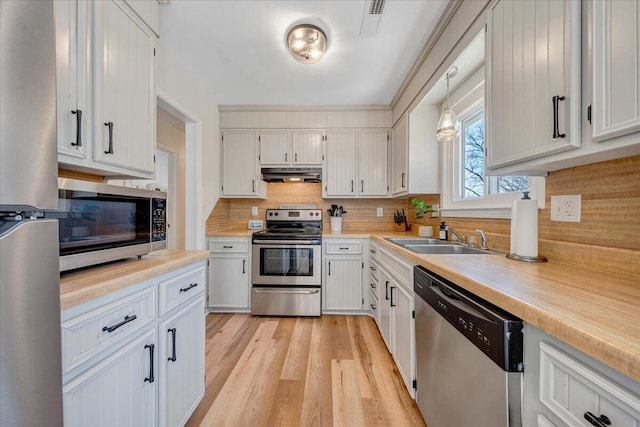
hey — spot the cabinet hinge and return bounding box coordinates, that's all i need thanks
[258,135,261,142]
[413,379,417,389]
[221,185,224,191]
[222,135,224,142]
[387,133,389,142]
[362,262,364,269]
[322,155,325,161]
[412,310,415,319]
[362,298,364,305]
[207,295,209,303]
[387,185,389,191]
[587,105,592,124]
[324,185,327,191]
[258,155,261,161]
[153,155,156,163]
[153,48,156,56]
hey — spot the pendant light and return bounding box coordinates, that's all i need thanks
[287,24,327,64]
[436,66,460,143]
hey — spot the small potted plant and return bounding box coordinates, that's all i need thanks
[411,198,435,237]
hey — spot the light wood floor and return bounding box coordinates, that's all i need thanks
[186,313,426,427]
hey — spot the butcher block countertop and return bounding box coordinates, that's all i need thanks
[60,250,209,310]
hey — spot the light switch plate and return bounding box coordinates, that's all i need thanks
[550,195,581,222]
[251,206,258,217]
[376,207,383,217]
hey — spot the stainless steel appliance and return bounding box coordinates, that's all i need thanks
[414,266,524,427]
[251,209,322,316]
[0,1,63,425]
[53,178,167,272]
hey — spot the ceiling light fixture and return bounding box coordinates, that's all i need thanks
[287,24,327,64]
[436,66,461,143]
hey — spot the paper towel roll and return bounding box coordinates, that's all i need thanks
[510,197,539,257]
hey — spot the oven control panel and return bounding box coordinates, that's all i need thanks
[265,209,322,221]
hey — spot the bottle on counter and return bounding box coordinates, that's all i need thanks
[439,221,448,240]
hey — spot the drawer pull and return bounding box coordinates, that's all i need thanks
[584,412,611,427]
[370,303,376,310]
[168,328,177,362]
[339,247,349,250]
[179,283,198,293]
[144,344,155,383]
[102,315,137,333]
[370,249,376,254]
[370,265,377,271]
[370,282,376,289]
[223,245,234,249]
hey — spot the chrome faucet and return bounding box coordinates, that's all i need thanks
[448,227,466,245]
[475,229,489,250]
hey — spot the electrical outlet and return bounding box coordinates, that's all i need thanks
[376,207,383,217]
[251,206,258,217]
[431,204,440,218]
[550,195,581,222]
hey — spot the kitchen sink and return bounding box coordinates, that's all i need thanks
[385,238,451,246]
[404,245,495,255]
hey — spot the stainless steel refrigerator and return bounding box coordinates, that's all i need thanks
[0,1,64,425]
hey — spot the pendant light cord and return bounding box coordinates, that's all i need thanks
[445,72,451,110]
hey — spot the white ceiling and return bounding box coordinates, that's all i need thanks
[158,0,448,106]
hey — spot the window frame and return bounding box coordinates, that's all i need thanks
[440,84,544,219]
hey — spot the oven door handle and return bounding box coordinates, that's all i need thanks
[252,239,322,245]
[252,288,320,295]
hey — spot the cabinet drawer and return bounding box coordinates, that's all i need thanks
[368,273,379,295]
[369,242,380,262]
[326,241,362,255]
[380,248,413,288]
[369,258,380,281]
[158,266,206,316]
[540,342,640,426]
[61,286,156,374]
[208,239,249,254]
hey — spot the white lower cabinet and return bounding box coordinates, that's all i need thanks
[322,239,367,312]
[523,323,640,427]
[63,328,157,427]
[376,245,416,398]
[207,238,251,311]
[61,261,207,427]
[158,297,205,427]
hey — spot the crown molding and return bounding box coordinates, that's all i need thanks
[218,104,392,112]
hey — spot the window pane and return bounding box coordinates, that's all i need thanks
[462,110,485,199]
[495,176,530,194]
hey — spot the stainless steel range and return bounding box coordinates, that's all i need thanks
[251,209,322,316]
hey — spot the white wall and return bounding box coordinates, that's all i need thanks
[155,45,220,249]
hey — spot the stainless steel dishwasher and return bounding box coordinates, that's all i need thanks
[414,265,524,427]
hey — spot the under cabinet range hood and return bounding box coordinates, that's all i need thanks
[261,168,322,183]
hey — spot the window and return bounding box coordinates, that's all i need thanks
[441,83,544,218]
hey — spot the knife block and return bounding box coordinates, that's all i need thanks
[394,222,411,232]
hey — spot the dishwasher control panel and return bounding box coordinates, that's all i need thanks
[414,265,524,372]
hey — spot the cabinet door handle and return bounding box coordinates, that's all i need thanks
[361,180,364,192]
[385,281,390,300]
[144,344,155,383]
[102,314,137,333]
[390,286,396,307]
[168,328,177,362]
[584,412,611,427]
[285,153,288,162]
[328,261,331,276]
[104,122,114,154]
[179,283,198,293]
[71,110,82,147]
[552,95,566,139]
[401,173,406,188]
[242,259,246,274]
[351,180,354,193]
[294,152,298,162]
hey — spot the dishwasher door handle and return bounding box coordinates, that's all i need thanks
[430,284,494,322]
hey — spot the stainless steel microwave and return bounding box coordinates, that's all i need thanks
[51,178,167,272]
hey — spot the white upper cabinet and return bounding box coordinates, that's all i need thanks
[292,130,324,165]
[357,130,389,197]
[324,130,389,198]
[93,0,156,174]
[324,130,358,197]
[222,131,267,198]
[592,0,640,142]
[390,115,408,195]
[486,0,581,171]
[259,130,292,166]
[55,0,91,161]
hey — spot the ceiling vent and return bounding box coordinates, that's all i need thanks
[360,0,387,37]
